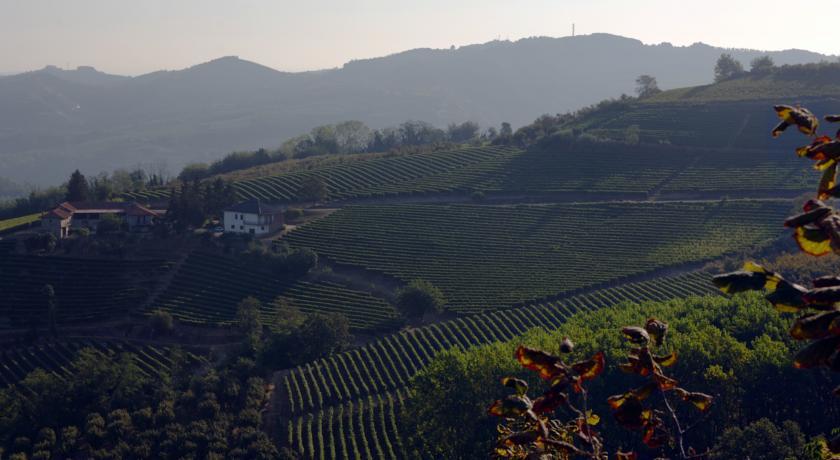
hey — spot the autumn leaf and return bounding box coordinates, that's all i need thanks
[653,352,678,367]
[793,336,840,369]
[622,326,650,345]
[572,351,605,382]
[790,312,840,340]
[488,395,532,417]
[501,377,529,396]
[515,345,565,380]
[773,105,819,137]
[765,279,808,313]
[673,388,714,412]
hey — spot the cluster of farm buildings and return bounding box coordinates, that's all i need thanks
[39,199,284,238]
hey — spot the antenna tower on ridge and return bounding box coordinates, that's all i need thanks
[572,23,576,37]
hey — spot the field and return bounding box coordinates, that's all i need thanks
[0,255,172,327]
[147,252,400,331]
[278,271,718,457]
[0,339,202,389]
[284,200,789,313]
[574,97,840,152]
[0,213,40,234]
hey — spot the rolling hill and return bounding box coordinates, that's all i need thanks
[0,34,833,186]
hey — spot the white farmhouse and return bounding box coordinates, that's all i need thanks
[223,199,284,235]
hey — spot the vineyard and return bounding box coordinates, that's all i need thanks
[147,252,399,331]
[0,339,202,388]
[278,271,718,458]
[125,142,816,206]
[284,200,789,313]
[575,97,840,151]
[0,255,172,327]
[124,146,520,202]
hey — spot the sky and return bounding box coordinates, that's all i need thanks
[1,0,838,76]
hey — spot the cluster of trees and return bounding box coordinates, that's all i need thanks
[0,348,278,459]
[232,296,353,370]
[237,242,319,279]
[403,293,837,458]
[714,53,784,82]
[165,178,237,233]
[178,119,512,182]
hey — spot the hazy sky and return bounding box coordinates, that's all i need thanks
[1,0,838,75]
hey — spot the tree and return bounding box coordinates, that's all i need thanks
[750,55,775,74]
[149,309,174,336]
[271,298,305,336]
[96,213,123,234]
[714,54,745,82]
[297,177,327,203]
[236,297,263,354]
[178,163,210,182]
[43,284,57,337]
[635,74,661,98]
[396,279,446,319]
[294,313,352,362]
[66,170,89,202]
[447,121,480,143]
[710,419,806,460]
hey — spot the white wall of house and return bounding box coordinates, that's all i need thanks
[223,211,278,235]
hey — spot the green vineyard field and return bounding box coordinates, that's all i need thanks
[0,256,172,327]
[148,252,399,331]
[0,339,202,388]
[278,271,718,458]
[284,200,789,313]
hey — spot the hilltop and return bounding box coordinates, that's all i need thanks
[0,34,834,186]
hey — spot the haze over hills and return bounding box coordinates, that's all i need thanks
[0,33,834,187]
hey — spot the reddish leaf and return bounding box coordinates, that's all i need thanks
[572,351,605,381]
[622,326,650,345]
[488,395,532,417]
[766,279,808,313]
[790,312,840,340]
[531,389,568,414]
[515,345,565,380]
[773,105,819,137]
[654,372,679,391]
[642,422,670,449]
[501,377,528,396]
[793,336,840,369]
[653,352,678,367]
[673,388,714,412]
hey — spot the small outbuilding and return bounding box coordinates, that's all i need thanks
[223,199,284,235]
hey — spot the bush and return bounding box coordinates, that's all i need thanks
[149,309,174,335]
[396,279,446,319]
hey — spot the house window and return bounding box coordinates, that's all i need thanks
[240,225,244,230]
[261,226,264,231]
[231,225,235,229]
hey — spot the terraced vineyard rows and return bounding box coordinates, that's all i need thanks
[149,252,399,331]
[0,256,172,327]
[285,200,789,313]
[277,271,718,458]
[286,390,408,460]
[124,146,521,203]
[0,340,202,388]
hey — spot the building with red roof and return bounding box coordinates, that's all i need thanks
[42,201,162,238]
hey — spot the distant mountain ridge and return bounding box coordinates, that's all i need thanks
[0,33,834,186]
